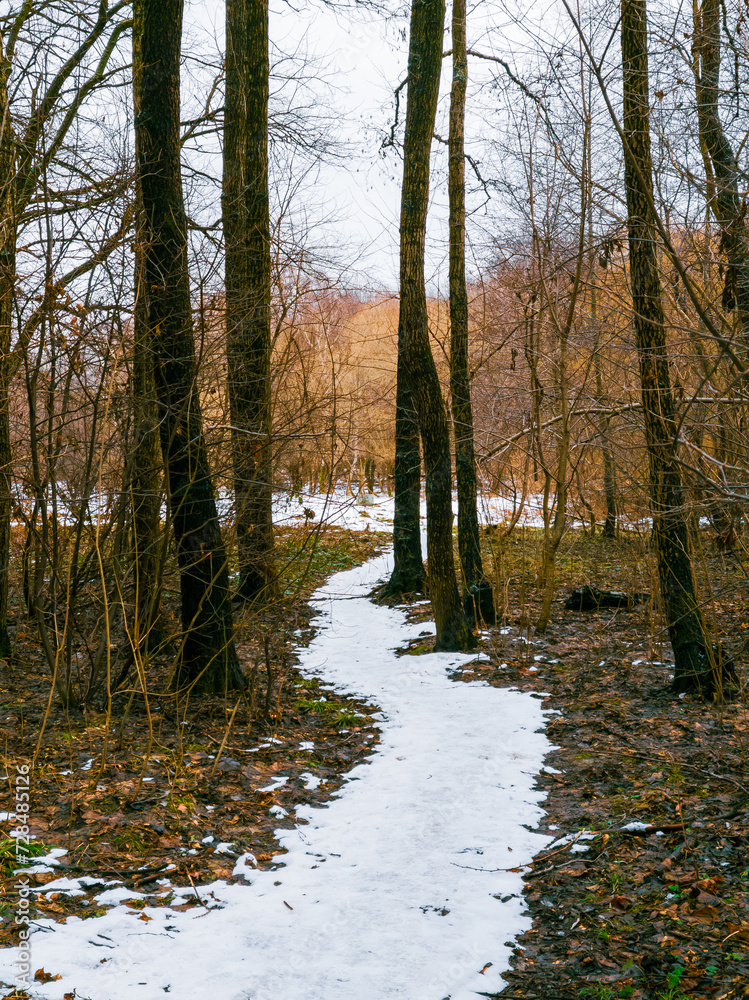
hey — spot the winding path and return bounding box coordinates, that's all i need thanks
[1,551,552,1000]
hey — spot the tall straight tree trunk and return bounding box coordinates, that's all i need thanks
[586,125,617,539]
[693,0,749,350]
[0,48,14,659]
[385,371,425,594]
[131,26,163,654]
[596,351,618,539]
[130,246,163,650]
[397,0,473,651]
[621,0,725,696]
[448,0,493,625]
[224,0,274,603]
[134,0,243,693]
[535,317,570,633]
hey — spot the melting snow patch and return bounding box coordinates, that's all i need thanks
[20,847,67,874]
[233,853,258,880]
[257,776,289,793]
[38,878,87,898]
[299,772,322,790]
[547,830,599,850]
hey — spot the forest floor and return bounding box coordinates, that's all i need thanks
[0,520,748,999]
[473,530,749,1000]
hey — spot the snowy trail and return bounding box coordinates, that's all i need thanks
[1,550,553,1000]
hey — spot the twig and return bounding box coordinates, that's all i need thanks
[451,831,587,872]
[381,77,408,150]
[209,697,243,781]
[264,636,273,718]
[185,870,204,908]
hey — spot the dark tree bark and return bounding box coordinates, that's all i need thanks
[223,0,274,603]
[597,361,618,539]
[586,124,618,540]
[134,0,243,693]
[448,0,493,625]
[131,25,163,655]
[621,0,728,696]
[0,47,15,659]
[396,0,473,651]
[693,0,749,349]
[385,370,426,595]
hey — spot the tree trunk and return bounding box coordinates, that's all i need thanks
[448,0,493,626]
[134,0,243,693]
[130,246,164,652]
[586,123,618,540]
[0,45,15,660]
[693,0,749,351]
[535,320,570,633]
[224,0,274,603]
[385,368,426,595]
[621,0,725,696]
[398,0,473,651]
[131,24,163,656]
[597,363,618,538]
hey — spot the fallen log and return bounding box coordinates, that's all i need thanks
[564,585,650,611]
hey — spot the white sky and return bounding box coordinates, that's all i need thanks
[184,0,538,291]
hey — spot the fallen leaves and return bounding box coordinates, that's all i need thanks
[458,541,749,1000]
[33,970,61,984]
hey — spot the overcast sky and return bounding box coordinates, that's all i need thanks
[184,0,534,292]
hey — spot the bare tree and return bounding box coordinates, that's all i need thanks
[392,0,473,651]
[621,0,726,696]
[692,0,749,353]
[448,0,494,625]
[0,0,132,658]
[134,0,244,693]
[224,0,275,604]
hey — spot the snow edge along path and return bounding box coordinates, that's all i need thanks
[1,550,554,1000]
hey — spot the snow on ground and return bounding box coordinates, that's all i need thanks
[272,484,550,531]
[14,480,595,533]
[1,550,554,1000]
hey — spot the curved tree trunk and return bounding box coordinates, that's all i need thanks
[224,0,274,603]
[398,0,473,651]
[448,0,493,626]
[622,0,726,696]
[693,0,749,350]
[134,0,243,693]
